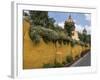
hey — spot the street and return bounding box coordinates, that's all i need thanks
[71,52,91,67]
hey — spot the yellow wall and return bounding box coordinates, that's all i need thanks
[23,19,89,69]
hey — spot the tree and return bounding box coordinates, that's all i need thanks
[23,11,28,16]
[47,17,55,29]
[29,11,55,28]
[78,32,83,41]
[29,11,48,27]
[78,32,91,45]
[85,34,91,44]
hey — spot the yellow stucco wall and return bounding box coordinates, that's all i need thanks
[23,19,89,69]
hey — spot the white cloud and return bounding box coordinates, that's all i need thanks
[57,19,76,29]
[75,14,91,34]
[24,10,29,14]
[57,22,64,28]
[84,25,91,34]
[75,24,91,34]
[84,14,91,21]
[75,24,84,33]
[73,19,77,23]
[56,21,91,34]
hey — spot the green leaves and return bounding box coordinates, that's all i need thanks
[70,39,78,47]
[29,26,59,44]
[43,63,54,68]
[64,21,75,37]
[29,29,41,44]
[66,55,73,63]
[29,11,56,28]
[29,11,48,27]
[43,62,64,68]
[29,26,71,45]
[78,32,91,45]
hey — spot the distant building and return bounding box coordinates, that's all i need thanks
[65,15,79,41]
[83,28,87,34]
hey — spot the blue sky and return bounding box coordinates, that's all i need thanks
[48,11,91,34]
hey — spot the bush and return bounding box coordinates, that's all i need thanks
[65,37,71,44]
[70,39,78,47]
[43,62,64,68]
[29,30,41,44]
[62,61,67,65]
[66,55,73,63]
[80,49,90,57]
[78,41,85,47]
[84,44,88,47]
[29,26,59,44]
[29,26,68,44]
[43,63,54,68]
[75,55,79,60]
[57,31,68,45]
[63,39,67,45]
[54,62,64,67]
[29,26,74,46]
[42,28,59,43]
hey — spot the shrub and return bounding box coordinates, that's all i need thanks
[57,31,67,45]
[70,39,78,47]
[65,37,71,44]
[84,43,88,47]
[29,26,59,44]
[75,55,80,60]
[58,39,62,45]
[43,62,64,68]
[29,26,71,45]
[29,30,41,44]
[80,49,90,57]
[54,62,64,67]
[63,39,67,45]
[43,63,54,68]
[62,61,67,65]
[66,55,73,63]
[42,29,59,44]
[79,41,85,47]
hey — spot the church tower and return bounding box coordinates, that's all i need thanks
[64,15,75,31]
[64,15,79,41]
[66,15,74,23]
[83,28,87,34]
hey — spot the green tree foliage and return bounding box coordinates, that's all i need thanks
[29,26,59,44]
[29,26,71,46]
[86,34,91,44]
[29,11,48,27]
[64,21,75,37]
[78,32,91,45]
[47,18,55,29]
[70,39,78,47]
[29,27,41,44]
[23,11,28,16]
[66,55,73,63]
[43,62,64,68]
[29,11,55,28]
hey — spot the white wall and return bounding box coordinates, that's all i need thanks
[0,0,100,80]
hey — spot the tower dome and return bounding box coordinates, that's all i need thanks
[66,15,74,23]
[83,28,87,34]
